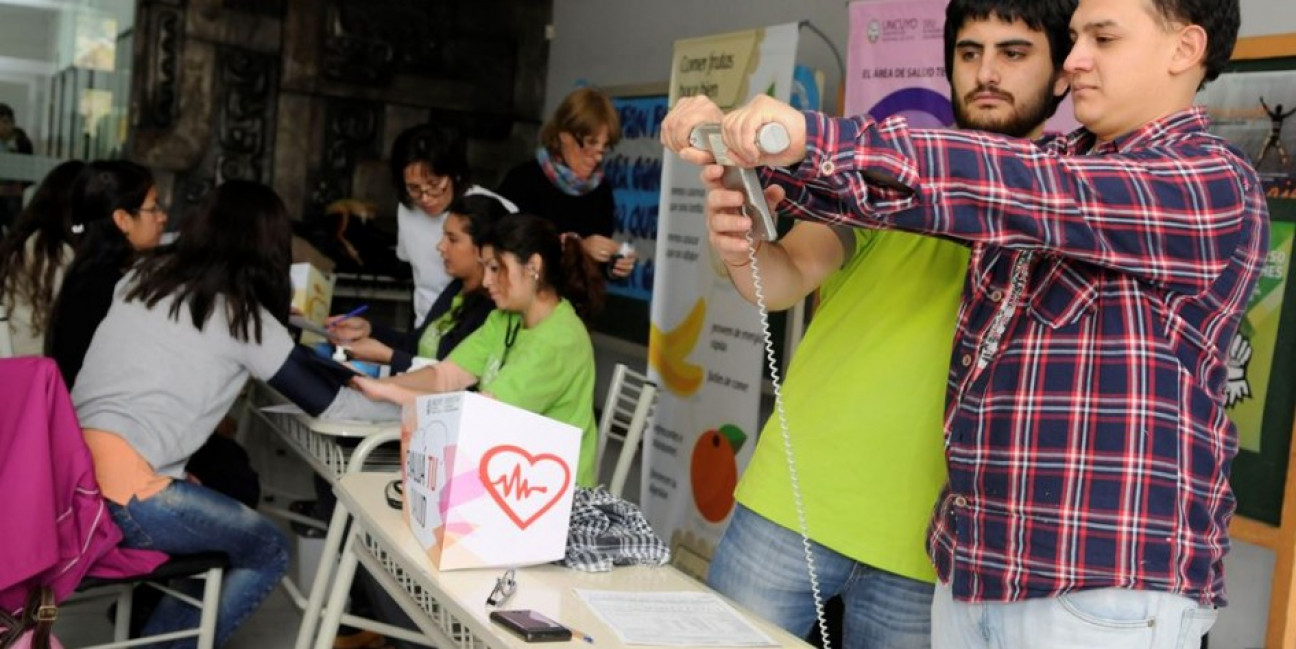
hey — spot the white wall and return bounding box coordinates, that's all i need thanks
[0,5,58,62]
[1240,0,1296,37]
[549,0,1296,114]
[0,4,58,142]
[550,2,1296,649]
[547,0,850,116]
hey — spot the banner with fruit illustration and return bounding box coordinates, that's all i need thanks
[645,23,799,573]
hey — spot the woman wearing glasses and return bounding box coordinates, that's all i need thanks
[353,213,604,486]
[498,87,635,280]
[391,124,515,328]
[46,160,167,386]
[329,194,507,372]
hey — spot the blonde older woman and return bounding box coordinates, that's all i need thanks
[498,87,634,280]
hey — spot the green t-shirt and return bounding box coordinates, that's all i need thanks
[448,299,598,486]
[416,294,462,359]
[734,228,968,583]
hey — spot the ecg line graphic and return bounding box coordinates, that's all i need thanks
[489,464,550,500]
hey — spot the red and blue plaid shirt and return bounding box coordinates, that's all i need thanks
[764,107,1268,605]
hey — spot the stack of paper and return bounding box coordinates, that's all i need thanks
[574,590,777,647]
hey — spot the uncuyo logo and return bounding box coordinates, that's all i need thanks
[868,19,880,43]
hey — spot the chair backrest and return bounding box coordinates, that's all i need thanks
[595,363,658,499]
[0,305,14,358]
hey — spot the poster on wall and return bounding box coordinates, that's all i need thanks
[1197,69,1296,199]
[603,68,817,306]
[1197,66,1296,525]
[605,94,667,302]
[846,0,1078,131]
[1226,221,1295,453]
[645,23,798,577]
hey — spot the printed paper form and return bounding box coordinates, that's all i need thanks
[259,403,305,414]
[574,590,776,647]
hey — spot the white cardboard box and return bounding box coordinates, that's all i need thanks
[401,391,580,570]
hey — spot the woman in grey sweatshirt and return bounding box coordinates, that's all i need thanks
[72,180,396,646]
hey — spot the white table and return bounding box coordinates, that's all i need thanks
[241,380,401,484]
[309,472,813,649]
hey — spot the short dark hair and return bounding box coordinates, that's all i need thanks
[447,194,509,248]
[1146,0,1239,86]
[943,0,1077,80]
[127,180,293,343]
[389,124,471,209]
[0,103,13,120]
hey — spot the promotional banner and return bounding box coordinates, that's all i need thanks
[645,23,798,574]
[1197,69,1296,455]
[1226,221,1295,453]
[605,94,668,302]
[846,0,1078,131]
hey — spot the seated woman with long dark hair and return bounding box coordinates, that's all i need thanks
[72,180,396,646]
[330,194,507,370]
[353,213,604,486]
[0,160,85,356]
[47,160,164,385]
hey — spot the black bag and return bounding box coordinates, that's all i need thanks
[185,433,261,509]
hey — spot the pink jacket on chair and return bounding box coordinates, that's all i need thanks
[0,357,167,613]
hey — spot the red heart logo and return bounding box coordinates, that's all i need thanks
[479,445,572,530]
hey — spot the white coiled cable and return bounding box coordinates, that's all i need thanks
[744,229,832,649]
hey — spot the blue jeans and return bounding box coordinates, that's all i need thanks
[707,504,933,649]
[107,480,289,648]
[931,582,1217,649]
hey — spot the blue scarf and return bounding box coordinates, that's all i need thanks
[536,147,603,197]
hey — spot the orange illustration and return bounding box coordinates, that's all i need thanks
[690,424,747,523]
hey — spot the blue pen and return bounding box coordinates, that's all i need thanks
[328,304,369,327]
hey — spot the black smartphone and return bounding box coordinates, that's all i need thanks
[489,609,573,643]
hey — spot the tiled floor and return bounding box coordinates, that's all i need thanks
[52,436,643,648]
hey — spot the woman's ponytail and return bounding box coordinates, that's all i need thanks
[559,233,604,322]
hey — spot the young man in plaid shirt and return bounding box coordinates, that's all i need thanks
[662,0,1267,647]
[704,2,1075,648]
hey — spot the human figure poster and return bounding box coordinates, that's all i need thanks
[1198,70,1296,198]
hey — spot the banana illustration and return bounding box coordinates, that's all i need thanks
[650,299,707,396]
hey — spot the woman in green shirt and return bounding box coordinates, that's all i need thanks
[353,213,604,486]
[331,194,508,370]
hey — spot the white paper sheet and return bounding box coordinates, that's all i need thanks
[259,403,305,414]
[574,590,777,647]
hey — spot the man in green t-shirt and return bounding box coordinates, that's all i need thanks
[704,1,1075,647]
